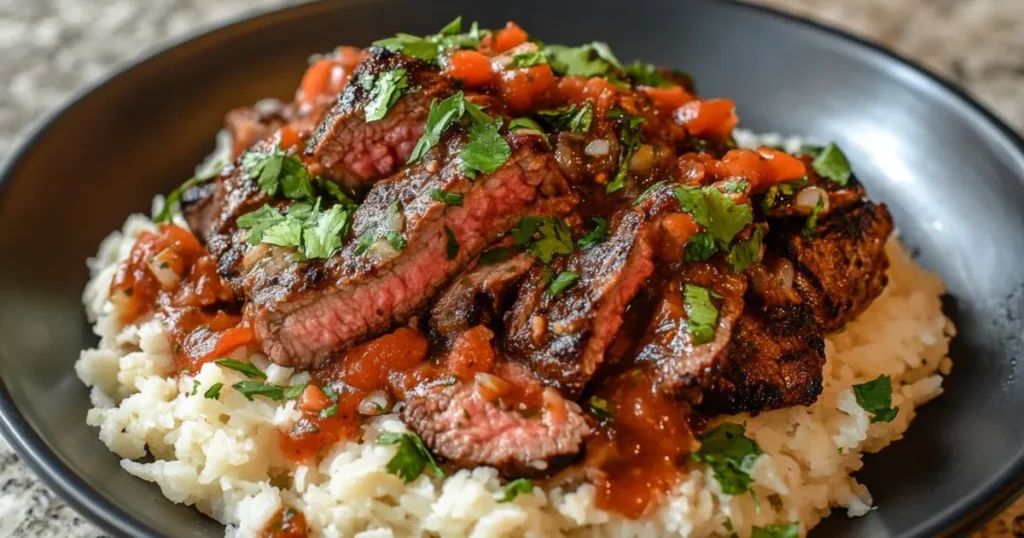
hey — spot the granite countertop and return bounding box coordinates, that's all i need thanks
[0,0,1021,536]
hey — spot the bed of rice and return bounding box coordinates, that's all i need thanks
[75,132,956,537]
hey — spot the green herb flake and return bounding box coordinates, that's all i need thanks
[751,522,800,538]
[301,204,350,259]
[283,383,308,400]
[232,381,284,402]
[353,230,376,255]
[576,217,609,250]
[373,33,441,63]
[261,218,303,248]
[512,217,574,264]
[444,226,460,261]
[726,224,766,273]
[154,163,224,223]
[190,380,200,396]
[802,195,825,238]
[460,120,511,178]
[683,283,720,345]
[690,423,763,495]
[479,246,513,265]
[408,92,467,163]
[587,396,613,423]
[438,16,462,36]
[535,102,593,133]
[379,431,445,483]
[508,117,545,134]
[508,50,548,68]
[384,230,407,251]
[365,68,409,122]
[204,382,223,400]
[853,375,899,423]
[214,358,267,380]
[497,478,535,503]
[685,232,719,262]
[547,271,579,296]
[811,143,852,186]
[624,62,677,88]
[673,186,753,247]
[606,109,645,193]
[429,188,463,206]
[319,404,339,419]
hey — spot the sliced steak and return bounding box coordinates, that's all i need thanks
[305,48,453,190]
[248,137,576,367]
[429,249,536,343]
[225,103,287,158]
[635,262,747,400]
[505,183,680,397]
[770,201,893,332]
[401,360,591,477]
[699,303,825,415]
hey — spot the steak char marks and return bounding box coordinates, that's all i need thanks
[248,136,576,368]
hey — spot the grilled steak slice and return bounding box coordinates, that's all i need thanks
[305,48,453,190]
[505,183,680,397]
[635,263,747,400]
[225,103,287,158]
[248,138,576,367]
[430,250,536,342]
[401,360,591,477]
[771,201,893,332]
[699,303,825,415]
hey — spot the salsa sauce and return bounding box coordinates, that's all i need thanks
[259,507,308,538]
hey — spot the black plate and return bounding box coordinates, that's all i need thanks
[1,1,1022,536]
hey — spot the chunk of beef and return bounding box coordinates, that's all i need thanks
[770,201,893,332]
[225,104,287,158]
[247,137,576,367]
[401,361,591,477]
[635,262,747,400]
[699,303,825,415]
[504,183,680,398]
[430,249,536,343]
[305,48,453,190]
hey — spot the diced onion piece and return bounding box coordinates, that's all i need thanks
[358,390,391,416]
[386,208,406,234]
[779,259,795,292]
[475,372,510,401]
[147,247,182,290]
[795,186,830,214]
[367,238,400,261]
[585,139,611,156]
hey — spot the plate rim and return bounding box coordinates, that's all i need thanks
[0,0,1021,536]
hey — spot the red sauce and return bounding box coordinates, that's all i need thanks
[259,507,308,538]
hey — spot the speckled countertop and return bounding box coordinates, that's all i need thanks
[0,0,1021,536]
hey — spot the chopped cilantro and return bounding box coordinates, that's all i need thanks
[726,224,766,273]
[674,186,753,247]
[242,146,314,201]
[811,143,851,186]
[438,16,462,36]
[302,204,350,259]
[685,232,719,262]
[214,358,266,380]
[479,246,513,265]
[190,380,200,396]
[261,218,303,248]
[535,102,593,133]
[364,68,408,122]
[576,217,609,250]
[379,430,445,483]
[683,283,721,345]
[283,383,308,400]
[384,230,407,251]
[461,120,511,178]
[511,216,574,264]
[353,230,375,255]
[606,108,645,193]
[232,381,284,401]
[154,162,224,223]
[429,188,463,206]
[690,423,763,495]
[444,226,460,260]
[498,478,535,502]
[204,382,223,400]
[508,117,545,134]
[634,180,668,205]
[319,404,339,419]
[853,375,899,423]
[547,271,579,296]
[751,522,800,538]
[372,33,441,62]
[508,50,548,68]
[587,396,613,423]
[315,177,357,208]
[624,61,688,88]
[408,92,466,163]
[802,195,825,238]
[546,43,617,78]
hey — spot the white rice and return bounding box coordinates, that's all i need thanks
[76,133,955,537]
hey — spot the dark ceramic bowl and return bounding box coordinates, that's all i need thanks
[1,1,1022,536]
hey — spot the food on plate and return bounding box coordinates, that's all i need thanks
[76,17,954,537]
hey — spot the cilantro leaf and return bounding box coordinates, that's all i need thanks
[726,224,766,273]
[509,50,549,68]
[606,109,645,193]
[237,205,285,245]
[261,218,303,248]
[232,381,284,401]
[373,33,440,63]
[315,177,357,208]
[547,42,621,77]
[214,358,266,380]
[204,382,223,400]
[279,157,315,200]
[408,92,466,163]
[685,232,719,262]
[438,16,462,36]
[811,143,851,186]
[460,120,511,178]
[547,271,579,296]
[283,383,308,400]
[624,62,675,88]
[683,283,720,345]
[365,68,409,122]
[241,146,314,201]
[302,204,349,259]
[690,423,763,495]
[634,180,668,205]
[498,478,535,503]
[576,217,609,250]
[853,375,899,423]
[536,102,593,133]
[353,230,375,255]
[751,523,800,538]
[384,230,407,251]
[673,186,753,247]
[512,217,574,264]
[444,226,459,261]
[479,246,513,265]
[154,163,223,223]
[587,396,613,423]
[429,188,464,206]
[190,380,200,396]
[508,117,545,135]
[802,195,825,238]
[379,431,444,483]
[319,404,338,419]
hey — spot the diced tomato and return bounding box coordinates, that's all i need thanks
[298,385,332,413]
[298,58,334,104]
[278,126,300,150]
[642,86,695,111]
[201,326,255,363]
[341,327,429,391]
[675,98,738,139]
[445,50,495,88]
[493,22,528,52]
[714,149,765,183]
[756,146,807,184]
[498,64,555,112]
[447,326,496,380]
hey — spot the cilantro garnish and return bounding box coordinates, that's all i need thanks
[624,62,689,88]
[634,180,668,206]
[429,188,463,206]
[690,423,763,495]
[512,216,574,264]
[461,120,511,178]
[479,246,513,265]
[408,92,467,163]
[683,283,721,345]
[319,404,339,419]
[190,380,200,396]
[606,108,645,193]
[237,199,352,260]
[407,92,511,176]
[685,232,719,262]
[283,383,308,400]
[154,162,224,223]
[726,224,766,273]
[237,205,285,245]
[535,102,593,133]
[508,117,545,135]
[802,195,825,238]
[241,146,314,200]
[576,217,609,250]
[674,186,753,247]
[444,226,460,261]
[853,375,899,423]
[508,50,548,68]
[497,478,535,503]
[379,430,445,483]
[384,230,407,251]
[214,358,266,380]
[547,271,579,296]
[811,143,851,186]
[761,177,808,210]
[373,17,484,64]
[204,383,223,400]
[751,522,800,538]
[364,68,408,122]
[232,381,285,401]
[587,396,613,423]
[437,16,463,36]
[547,41,622,80]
